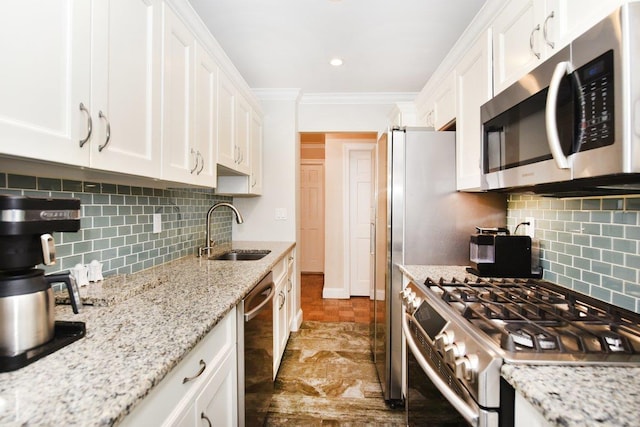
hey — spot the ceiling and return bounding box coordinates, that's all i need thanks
[187,0,487,95]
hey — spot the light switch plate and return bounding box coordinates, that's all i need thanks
[275,208,287,220]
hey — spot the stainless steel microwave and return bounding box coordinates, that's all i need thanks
[480,3,640,194]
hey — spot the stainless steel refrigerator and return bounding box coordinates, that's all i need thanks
[371,127,506,404]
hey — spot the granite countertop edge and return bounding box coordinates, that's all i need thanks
[400,264,640,427]
[0,241,295,427]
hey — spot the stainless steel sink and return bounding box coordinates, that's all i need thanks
[209,250,271,261]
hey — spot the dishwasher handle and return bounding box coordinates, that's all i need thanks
[244,272,275,322]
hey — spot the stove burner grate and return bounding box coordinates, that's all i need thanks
[425,277,640,356]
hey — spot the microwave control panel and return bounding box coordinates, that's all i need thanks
[576,49,615,151]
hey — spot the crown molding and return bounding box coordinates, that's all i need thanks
[252,89,302,102]
[299,92,418,105]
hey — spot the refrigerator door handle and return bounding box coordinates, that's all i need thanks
[370,222,375,255]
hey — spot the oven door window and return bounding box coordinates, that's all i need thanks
[483,76,574,173]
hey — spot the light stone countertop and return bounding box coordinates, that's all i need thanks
[400,264,640,427]
[0,241,294,426]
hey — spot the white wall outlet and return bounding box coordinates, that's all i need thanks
[275,208,287,220]
[152,213,162,233]
[525,217,535,239]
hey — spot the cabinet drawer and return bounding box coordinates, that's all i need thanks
[272,256,287,284]
[120,307,236,426]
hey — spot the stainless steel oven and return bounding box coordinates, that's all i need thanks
[481,3,640,193]
[401,276,640,427]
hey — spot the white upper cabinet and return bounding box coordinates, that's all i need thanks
[192,43,218,186]
[0,0,162,178]
[492,0,565,95]
[234,95,251,175]
[249,113,263,195]
[492,0,625,95]
[90,0,162,178]
[216,71,236,171]
[455,30,492,191]
[161,6,217,187]
[432,73,456,130]
[0,1,91,166]
[161,6,196,184]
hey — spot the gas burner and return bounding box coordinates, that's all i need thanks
[423,276,640,360]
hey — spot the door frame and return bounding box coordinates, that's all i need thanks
[343,143,376,298]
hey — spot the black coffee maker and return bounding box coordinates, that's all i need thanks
[0,194,85,372]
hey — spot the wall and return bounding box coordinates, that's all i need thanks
[232,92,299,243]
[0,172,232,277]
[507,194,640,313]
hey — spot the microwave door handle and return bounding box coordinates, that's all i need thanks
[545,61,571,169]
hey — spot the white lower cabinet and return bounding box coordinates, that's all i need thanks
[272,248,296,376]
[120,307,237,427]
[514,391,551,427]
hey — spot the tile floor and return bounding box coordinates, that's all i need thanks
[265,274,405,426]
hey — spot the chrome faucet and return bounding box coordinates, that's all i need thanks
[198,202,244,257]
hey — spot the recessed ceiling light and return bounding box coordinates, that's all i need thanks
[329,58,343,67]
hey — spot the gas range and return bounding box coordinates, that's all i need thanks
[401,275,640,426]
[424,276,640,364]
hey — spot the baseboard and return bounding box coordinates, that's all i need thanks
[292,309,303,331]
[322,287,351,299]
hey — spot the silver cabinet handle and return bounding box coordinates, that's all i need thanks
[279,290,285,310]
[201,412,212,427]
[79,103,92,148]
[182,359,206,383]
[543,11,555,49]
[529,24,541,59]
[287,278,292,292]
[97,111,111,152]
[197,151,204,174]
[190,148,198,174]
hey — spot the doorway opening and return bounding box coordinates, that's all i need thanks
[299,132,378,303]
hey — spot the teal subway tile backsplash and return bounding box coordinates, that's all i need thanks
[508,194,640,313]
[0,173,233,277]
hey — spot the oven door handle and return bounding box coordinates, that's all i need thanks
[402,313,480,427]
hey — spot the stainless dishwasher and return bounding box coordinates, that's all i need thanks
[237,271,274,427]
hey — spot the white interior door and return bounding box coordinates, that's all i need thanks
[349,149,373,296]
[300,162,325,273]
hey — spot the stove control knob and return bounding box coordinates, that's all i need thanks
[434,330,454,353]
[444,342,466,367]
[409,296,422,313]
[455,354,479,383]
[400,288,414,306]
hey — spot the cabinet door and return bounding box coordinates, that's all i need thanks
[433,73,456,130]
[161,6,196,184]
[286,251,296,331]
[249,113,263,194]
[492,0,542,95]
[90,0,162,178]
[0,0,91,166]
[234,95,251,175]
[193,43,218,187]
[273,275,288,374]
[455,30,492,191]
[217,72,236,170]
[195,350,238,427]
